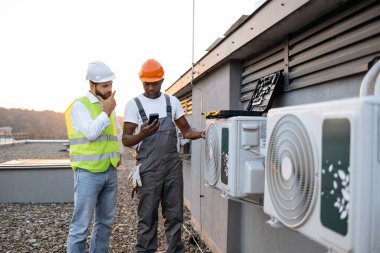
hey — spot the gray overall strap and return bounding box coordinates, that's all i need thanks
[136,93,177,159]
[164,94,172,117]
[133,97,148,122]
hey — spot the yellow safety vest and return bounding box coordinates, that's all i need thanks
[65,96,120,172]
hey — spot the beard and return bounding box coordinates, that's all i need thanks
[95,87,111,100]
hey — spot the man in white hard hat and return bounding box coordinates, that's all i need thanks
[65,61,124,253]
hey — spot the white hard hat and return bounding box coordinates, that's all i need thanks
[86,61,115,83]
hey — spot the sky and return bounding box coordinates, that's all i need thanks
[0,0,264,117]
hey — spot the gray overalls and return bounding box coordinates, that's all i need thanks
[134,94,184,253]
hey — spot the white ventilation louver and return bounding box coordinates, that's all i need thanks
[204,116,266,198]
[264,97,380,253]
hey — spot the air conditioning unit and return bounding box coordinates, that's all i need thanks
[204,116,266,198]
[264,97,380,253]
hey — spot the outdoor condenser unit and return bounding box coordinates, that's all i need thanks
[264,61,380,253]
[203,72,283,198]
[204,116,266,198]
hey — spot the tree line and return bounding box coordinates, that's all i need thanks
[0,107,123,140]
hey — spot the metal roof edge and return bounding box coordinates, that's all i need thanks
[166,0,314,96]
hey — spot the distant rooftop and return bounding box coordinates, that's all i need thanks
[0,159,70,169]
[0,142,69,164]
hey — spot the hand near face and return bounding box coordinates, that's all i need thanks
[97,90,116,116]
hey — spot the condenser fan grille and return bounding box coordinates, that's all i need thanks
[267,114,317,227]
[205,123,220,185]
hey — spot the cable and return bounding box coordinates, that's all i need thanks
[374,68,380,97]
[359,59,380,97]
[192,0,195,80]
[182,223,206,253]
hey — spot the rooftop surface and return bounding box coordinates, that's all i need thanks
[0,143,210,252]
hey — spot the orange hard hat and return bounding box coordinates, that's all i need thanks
[139,58,165,82]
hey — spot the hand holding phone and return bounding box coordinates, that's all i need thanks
[148,113,159,125]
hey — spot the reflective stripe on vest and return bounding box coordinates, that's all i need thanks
[69,135,118,145]
[64,96,120,172]
[70,152,120,162]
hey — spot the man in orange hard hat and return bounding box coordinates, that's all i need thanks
[122,58,205,253]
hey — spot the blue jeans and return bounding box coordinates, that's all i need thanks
[67,165,118,253]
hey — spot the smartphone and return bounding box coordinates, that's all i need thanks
[148,113,159,124]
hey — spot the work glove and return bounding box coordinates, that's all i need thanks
[128,164,142,198]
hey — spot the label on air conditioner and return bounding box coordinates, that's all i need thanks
[221,128,229,185]
[320,118,350,236]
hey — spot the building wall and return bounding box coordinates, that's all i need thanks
[189,64,232,252]
[179,1,380,252]
[190,63,326,253]
[227,201,326,253]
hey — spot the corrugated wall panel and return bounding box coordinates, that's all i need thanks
[290,56,371,89]
[241,0,380,102]
[180,94,192,115]
[289,3,380,56]
[289,0,376,46]
[289,19,380,69]
[288,1,380,90]
[241,44,284,109]
[290,35,380,79]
